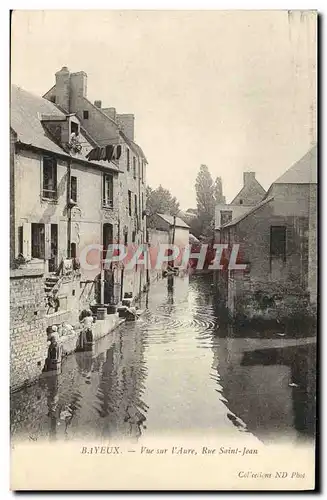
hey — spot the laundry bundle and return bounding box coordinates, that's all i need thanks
[86,144,122,162]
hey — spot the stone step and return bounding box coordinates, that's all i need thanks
[46,277,59,283]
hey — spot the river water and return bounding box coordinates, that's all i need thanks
[10,274,316,445]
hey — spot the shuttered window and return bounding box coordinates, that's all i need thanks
[103,174,113,208]
[31,223,45,259]
[70,176,77,203]
[127,148,130,171]
[128,190,132,216]
[220,210,232,226]
[133,157,136,178]
[43,156,57,200]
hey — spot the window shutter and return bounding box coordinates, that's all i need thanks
[102,174,106,205]
[44,224,51,260]
[22,222,31,260]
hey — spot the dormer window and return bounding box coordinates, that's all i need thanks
[83,110,89,119]
[68,120,82,153]
[70,121,79,136]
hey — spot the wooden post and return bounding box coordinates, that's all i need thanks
[172,215,176,244]
[100,268,105,305]
[171,215,176,267]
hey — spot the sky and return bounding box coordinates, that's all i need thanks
[11,10,317,209]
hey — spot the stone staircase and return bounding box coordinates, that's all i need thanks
[44,274,61,295]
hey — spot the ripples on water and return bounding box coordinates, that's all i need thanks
[10,274,316,444]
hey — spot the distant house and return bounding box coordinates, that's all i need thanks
[218,146,317,305]
[178,209,197,225]
[215,172,266,233]
[147,213,190,267]
[148,213,189,245]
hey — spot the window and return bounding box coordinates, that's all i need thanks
[127,148,130,171]
[239,199,243,205]
[50,95,56,104]
[270,226,286,260]
[133,157,136,178]
[141,193,144,215]
[141,161,144,184]
[71,242,77,259]
[128,190,132,216]
[70,176,77,203]
[31,223,45,259]
[220,210,232,226]
[83,110,89,119]
[124,232,128,246]
[70,122,79,135]
[43,156,57,200]
[134,194,138,216]
[103,174,113,208]
[132,230,136,243]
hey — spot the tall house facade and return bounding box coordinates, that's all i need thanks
[10,72,148,390]
[43,67,148,298]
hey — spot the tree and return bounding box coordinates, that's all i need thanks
[146,185,180,216]
[213,176,225,204]
[195,165,216,236]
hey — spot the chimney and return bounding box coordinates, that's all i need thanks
[55,66,70,112]
[70,71,88,112]
[117,113,135,141]
[105,107,117,121]
[243,172,256,186]
[94,100,102,108]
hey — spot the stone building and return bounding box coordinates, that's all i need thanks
[216,145,317,316]
[10,71,148,390]
[215,171,266,233]
[43,67,148,299]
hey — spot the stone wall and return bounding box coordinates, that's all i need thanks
[10,269,48,391]
[220,199,309,288]
[230,175,266,206]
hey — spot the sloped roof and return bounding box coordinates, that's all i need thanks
[119,130,148,164]
[11,85,119,172]
[230,177,266,205]
[222,196,274,228]
[157,213,190,229]
[273,145,317,184]
[189,233,200,244]
[11,85,67,156]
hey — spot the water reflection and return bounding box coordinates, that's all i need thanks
[241,343,316,439]
[11,274,316,444]
[190,274,316,443]
[11,323,148,443]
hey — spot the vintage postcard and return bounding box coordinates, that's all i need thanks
[10,10,317,491]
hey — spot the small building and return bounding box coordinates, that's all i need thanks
[147,213,190,267]
[217,145,317,314]
[148,213,189,246]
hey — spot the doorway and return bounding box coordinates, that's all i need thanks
[102,223,113,264]
[49,224,58,273]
